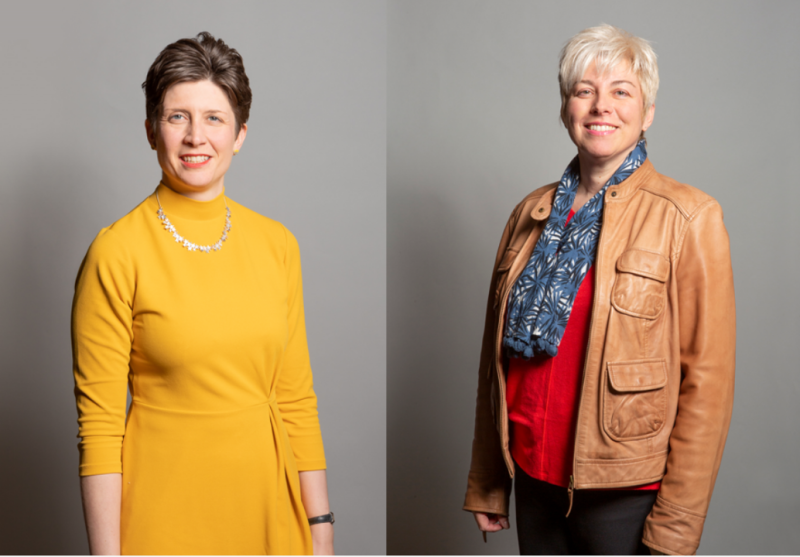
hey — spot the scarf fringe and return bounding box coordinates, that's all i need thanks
[503,336,558,359]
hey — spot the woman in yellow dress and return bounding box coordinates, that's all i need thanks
[72,32,333,555]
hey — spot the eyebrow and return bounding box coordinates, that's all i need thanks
[578,79,637,87]
[162,108,228,113]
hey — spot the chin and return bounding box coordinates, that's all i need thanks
[178,173,215,189]
[580,147,616,161]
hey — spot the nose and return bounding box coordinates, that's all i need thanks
[183,121,207,146]
[591,92,612,115]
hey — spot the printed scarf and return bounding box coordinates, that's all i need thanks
[503,140,648,359]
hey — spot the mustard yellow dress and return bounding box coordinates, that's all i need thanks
[72,184,326,555]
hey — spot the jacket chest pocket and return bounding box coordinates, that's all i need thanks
[603,359,667,441]
[611,249,670,319]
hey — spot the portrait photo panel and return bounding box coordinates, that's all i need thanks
[388,0,799,554]
[0,1,385,554]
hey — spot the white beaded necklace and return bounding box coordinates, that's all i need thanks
[156,191,232,253]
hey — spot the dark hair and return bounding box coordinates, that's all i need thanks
[142,32,252,133]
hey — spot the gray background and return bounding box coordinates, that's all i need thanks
[0,1,385,554]
[388,0,799,554]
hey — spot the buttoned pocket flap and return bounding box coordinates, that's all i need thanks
[603,359,668,440]
[616,249,669,282]
[612,249,669,319]
[608,360,667,392]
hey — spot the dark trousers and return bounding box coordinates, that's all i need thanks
[514,462,658,555]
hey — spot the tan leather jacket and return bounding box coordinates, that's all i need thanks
[463,160,735,555]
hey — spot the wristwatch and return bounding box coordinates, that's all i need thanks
[307,512,335,526]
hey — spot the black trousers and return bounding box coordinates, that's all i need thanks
[514,462,658,555]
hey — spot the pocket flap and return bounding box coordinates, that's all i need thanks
[616,249,669,282]
[607,359,667,392]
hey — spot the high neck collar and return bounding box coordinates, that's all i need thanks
[154,182,228,221]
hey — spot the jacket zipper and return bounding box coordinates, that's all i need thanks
[566,195,611,517]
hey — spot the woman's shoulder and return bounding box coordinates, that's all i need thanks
[227,198,301,254]
[517,182,559,207]
[92,192,157,238]
[504,182,559,226]
[81,196,155,261]
[640,167,720,220]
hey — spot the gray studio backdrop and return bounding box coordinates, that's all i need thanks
[388,0,799,555]
[0,1,385,554]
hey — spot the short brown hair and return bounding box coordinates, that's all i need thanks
[143,32,252,133]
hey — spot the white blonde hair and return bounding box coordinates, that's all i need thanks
[558,24,659,127]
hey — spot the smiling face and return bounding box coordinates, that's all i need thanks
[146,79,247,201]
[565,61,654,170]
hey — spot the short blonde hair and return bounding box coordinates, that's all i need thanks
[558,24,659,127]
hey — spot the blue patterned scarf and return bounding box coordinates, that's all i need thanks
[503,140,648,359]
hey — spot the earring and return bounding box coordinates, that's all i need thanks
[234,149,239,155]
[151,144,156,150]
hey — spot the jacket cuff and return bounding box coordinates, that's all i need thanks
[463,470,511,516]
[642,495,705,555]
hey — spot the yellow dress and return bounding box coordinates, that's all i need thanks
[72,184,326,555]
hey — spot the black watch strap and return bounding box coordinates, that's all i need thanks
[308,511,335,525]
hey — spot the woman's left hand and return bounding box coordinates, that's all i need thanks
[310,523,334,555]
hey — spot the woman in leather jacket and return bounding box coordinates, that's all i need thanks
[463,24,735,555]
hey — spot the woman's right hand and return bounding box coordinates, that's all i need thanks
[472,511,510,533]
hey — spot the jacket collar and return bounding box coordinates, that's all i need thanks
[529,158,657,221]
[607,158,656,201]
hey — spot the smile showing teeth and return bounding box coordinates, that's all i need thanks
[182,156,210,163]
[588,125,616,131]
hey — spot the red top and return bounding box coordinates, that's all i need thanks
[506,210,660,491]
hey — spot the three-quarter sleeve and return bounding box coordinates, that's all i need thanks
[274,227,327,471]
[71,228,134,476]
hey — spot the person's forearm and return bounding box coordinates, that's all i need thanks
[80,473,122,555]
[299,469,334,555]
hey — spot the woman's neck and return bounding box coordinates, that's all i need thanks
[160,173,224,202]
[576,151,628,198]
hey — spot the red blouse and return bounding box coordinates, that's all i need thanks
[506,210,660,491]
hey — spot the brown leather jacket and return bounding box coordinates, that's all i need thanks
[463,159,735,555]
